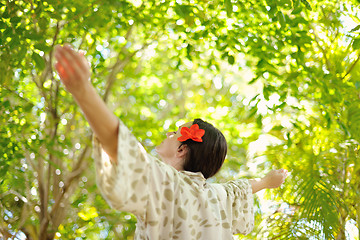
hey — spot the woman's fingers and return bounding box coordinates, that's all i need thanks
[278,169,288,177]
[55,62,69,81]
[55,47,79,80]
[63,45,89,73]
[54,45,89,81]
[56,46,82,79]
[79,51,91,72]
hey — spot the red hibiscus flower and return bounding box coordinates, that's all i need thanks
[177,124,205,142]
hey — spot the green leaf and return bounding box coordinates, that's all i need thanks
[3,28,12,38]
[227,55,235,65]
[174,4,193,18]
[348,101,360,141]
[0,164,9,178]
[286,132,292,147]
[248,106,258,118]
[352,38,360,50]
[277,11,286,28]
[300,0,312,10]
[263,85,271,100]
[2,8,10,18]
[34,43,50,52]
[248,77,259,85]
[26,32,43,40]
[38,17,48,29]
[291,0,302,14]
[10,17,22,24]
[32,52,45,70]
[272,125,284,131]
[275,102,286,110]
[3,100,10,108]
[350,24,360,32]
[250,94,260,102]
[256,114,263,127]
[0,21,6,29]
[225,0,232,17]
[267,5,277,17]
[291,0,300,8]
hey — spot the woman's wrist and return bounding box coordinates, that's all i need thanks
[71,83,96,103]
[249,178,267,194]
[261,176,270,189]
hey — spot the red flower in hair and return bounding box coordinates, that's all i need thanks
[177,124,205,142]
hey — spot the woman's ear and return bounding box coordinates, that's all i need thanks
[176,144,188,159]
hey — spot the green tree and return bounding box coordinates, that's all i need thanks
[1,0,359,239]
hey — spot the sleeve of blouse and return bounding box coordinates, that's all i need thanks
[226,179,254,235]
[92,120,155,216]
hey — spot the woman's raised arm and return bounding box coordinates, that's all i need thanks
[54,45,119,162]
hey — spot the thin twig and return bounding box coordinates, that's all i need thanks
[50,21,61,112]
[77,32,87,51]
[342,54,360,80]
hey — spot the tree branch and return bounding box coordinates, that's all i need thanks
[30,70,48,103]
[49,21,61,112]
[77,32,87,51]
[0,190,28,203]
[39,114,60,239]
[49,137,92,230]
[342,53,360,80]
[0,227,12,239]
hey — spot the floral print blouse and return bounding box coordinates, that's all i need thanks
[93,120,254,239]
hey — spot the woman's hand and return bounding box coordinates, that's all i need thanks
[262,169,288,189]
[54,44,91,96]
[249,169,288,194]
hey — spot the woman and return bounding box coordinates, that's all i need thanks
[54,45,287,239]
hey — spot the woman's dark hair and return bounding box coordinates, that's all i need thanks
[180,118,227,179]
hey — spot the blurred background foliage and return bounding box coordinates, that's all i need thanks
[0,0,360,239]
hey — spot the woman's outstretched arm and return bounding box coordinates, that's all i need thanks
[54,45,119,162]
[249,169,288,194]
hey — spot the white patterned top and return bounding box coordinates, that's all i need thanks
[93,120,254,239]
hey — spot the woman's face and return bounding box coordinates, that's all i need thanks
[155,121,193,165]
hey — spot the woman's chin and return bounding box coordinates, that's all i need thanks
[154,147,164,159]
[154,146,161,154]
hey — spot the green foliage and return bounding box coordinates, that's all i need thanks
[1,0,360,239]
